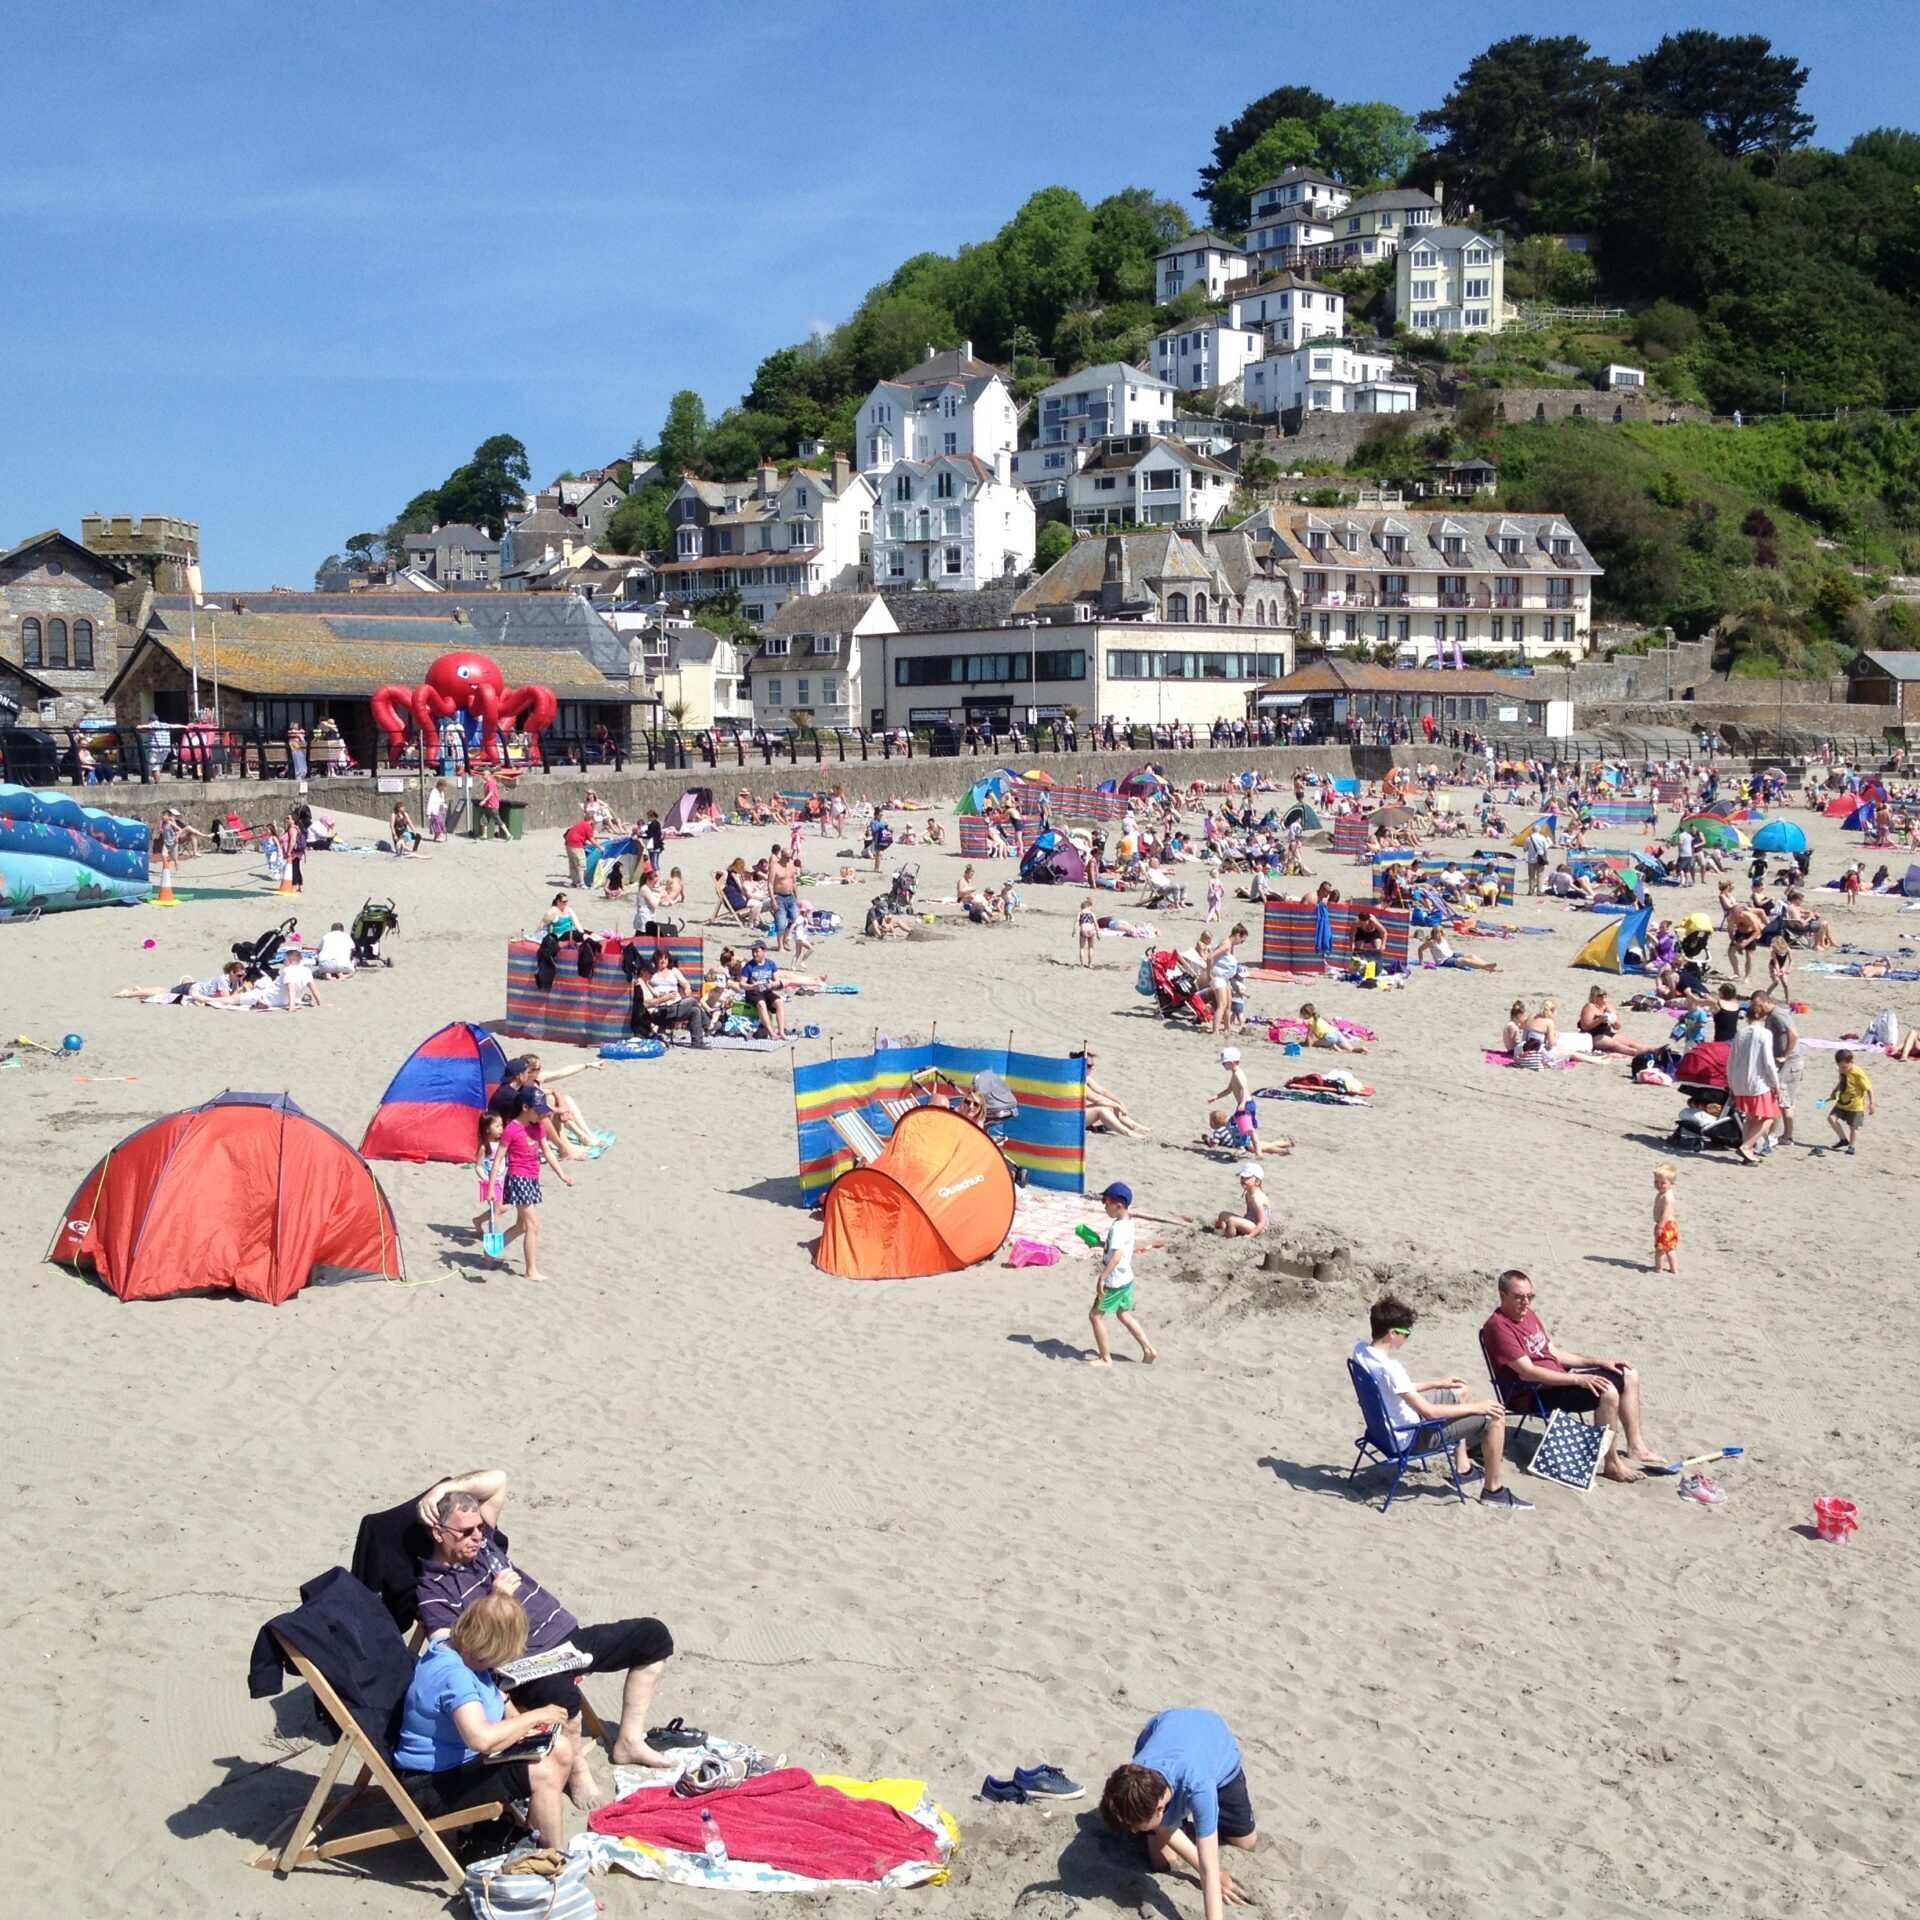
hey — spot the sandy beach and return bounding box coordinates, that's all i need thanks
[7,789,1918,1920]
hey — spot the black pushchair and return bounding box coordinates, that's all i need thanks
[886,863,919,911]
[232,917,299,982]
[352,898,399,967]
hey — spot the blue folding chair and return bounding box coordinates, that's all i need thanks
[1346,1357,1468,1513]
[1478,1327,1555,1439]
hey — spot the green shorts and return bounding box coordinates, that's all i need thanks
[1834,1107,1866,1132]
[1095,1283,1135,1315]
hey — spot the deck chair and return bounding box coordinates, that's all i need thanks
[249,1567,505,1888]
[1346,1357,1468,1513]
[1478,1327,1560,1439]
[829,1107,887,1164]
[709,874,760,929]
[875,1095,920,1135]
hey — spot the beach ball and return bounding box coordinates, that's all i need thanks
[62,1034,84,1053]
[142,938,157,950]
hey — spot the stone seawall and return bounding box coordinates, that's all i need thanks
[83,742,1477,836]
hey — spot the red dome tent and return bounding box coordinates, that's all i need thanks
[48,1093,404,1303]
[360,1021,507,1164]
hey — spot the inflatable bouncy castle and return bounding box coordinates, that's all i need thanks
[0,783,151,918]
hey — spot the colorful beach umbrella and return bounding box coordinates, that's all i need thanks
[1680,814,1744,850]
[1752,820,1808,854]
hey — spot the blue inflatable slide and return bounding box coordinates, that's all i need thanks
[0,782,151,918]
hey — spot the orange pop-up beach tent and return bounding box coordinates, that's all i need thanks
[815,1106,1016,1279]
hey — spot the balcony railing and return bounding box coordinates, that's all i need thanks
[1438,592,1471,608]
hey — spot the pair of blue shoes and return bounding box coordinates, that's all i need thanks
[980,1764,1083,1804]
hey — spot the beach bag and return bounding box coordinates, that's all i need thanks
[1863,1009,1899,1049]
[464,1846,596,1920]
[1006,1238,1062,1267]
[1135,956,1156,997]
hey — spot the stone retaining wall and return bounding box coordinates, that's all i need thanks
[83,742,1478,837]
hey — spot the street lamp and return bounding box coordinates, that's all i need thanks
[1017,613,1040,738]
[1779,371,1787,415]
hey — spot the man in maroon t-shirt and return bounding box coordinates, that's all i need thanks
[1480,1270,1664,1483]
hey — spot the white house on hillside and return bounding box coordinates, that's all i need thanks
[1229,273,1345,349]
[1065,435,1237,532]
[1395,228,1505,335]
[1249,166,1350,224]
[1330,187,1440,263]
[859,343,1034,589]
[1244,342,1415,419]
[1035,362,1177,445]
[1153,233,1250,305]
[658,457,875,624]
[858,343,1020,476]
[1153,316,1264,394]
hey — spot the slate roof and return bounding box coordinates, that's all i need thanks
[1257,658,1547,697]
[406,523,499,553]
[1,528,132,582]
[148,591,631,678]
[880,586,1027,633]
[1231,270,1339,302]
[1077,435,1235,478]
[1853,650,1920,681]
[762,591,890,637]
[111,619,626,702]
[1260,508,1599,576]
[878,346,1003,387]
[1153,231,1247,259]
[1342,188,1441,216]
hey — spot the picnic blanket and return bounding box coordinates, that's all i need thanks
[579,1745,954,1893]
[1265,1016,1376,1043]
[1257,1073,1373,1106]
[1484,1048,1583,1069]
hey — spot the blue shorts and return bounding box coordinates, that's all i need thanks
[772,894,799,935]
[1232,1101,1257,1136]
[503,1174,542,1207]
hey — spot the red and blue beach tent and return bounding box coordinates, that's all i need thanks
[360,1021,508,1163]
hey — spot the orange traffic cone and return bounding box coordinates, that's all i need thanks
[153,859,181,907]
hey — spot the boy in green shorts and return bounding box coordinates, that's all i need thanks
[1825,1049,1876,1154]
[1087,1182,1156,1367]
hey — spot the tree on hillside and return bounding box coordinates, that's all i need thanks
[702,408,789,478]
[343,532,381,568]
[1629,31,1813,158]
[1033,521,1075,572]
[1314,102,1426,189]
[1198,84,1334,227]
[649,390,710,478]
[842,291,958,389]
[1418,35,1620,225]
[995,187,1098,342]
[604,477,673,556]
[433,434,532,535]
[1089,187,1190,303]
[1205,118,1321,232]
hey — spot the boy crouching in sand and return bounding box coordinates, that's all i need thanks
[1087,1182,1155,1366]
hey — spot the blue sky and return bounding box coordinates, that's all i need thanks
[2,0,1908,586]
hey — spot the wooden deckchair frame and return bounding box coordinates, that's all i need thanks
[250,1629,502,1888]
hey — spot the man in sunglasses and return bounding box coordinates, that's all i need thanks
[415,1469,675,1805]
[1481,1270,1662,1483]
[1353,1295,1531,1510]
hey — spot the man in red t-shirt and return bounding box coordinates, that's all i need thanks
[1480,1270,1664,1482]
[562,811,595,887]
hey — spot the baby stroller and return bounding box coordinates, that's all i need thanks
[885,863,919,911]
[232,917,299,982]
[352,898,400,967]
[1148,949,1211,1024]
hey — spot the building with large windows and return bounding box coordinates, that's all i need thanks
[1248,505,1601,662]
[1393,227,1506,335]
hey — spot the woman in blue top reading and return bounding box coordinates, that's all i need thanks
[394,1591,575,1848]
[1100,1708,1257,1920]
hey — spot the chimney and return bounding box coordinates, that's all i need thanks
[962,339,973,360]
[924,344,936,361]
[759,459,779,495]
[832,452,850,491]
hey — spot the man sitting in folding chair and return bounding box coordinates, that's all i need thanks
[413,1470,677,1808]
[1351,1295,1531,1510]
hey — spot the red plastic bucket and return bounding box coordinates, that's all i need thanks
[1813,1496,1859,1542]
